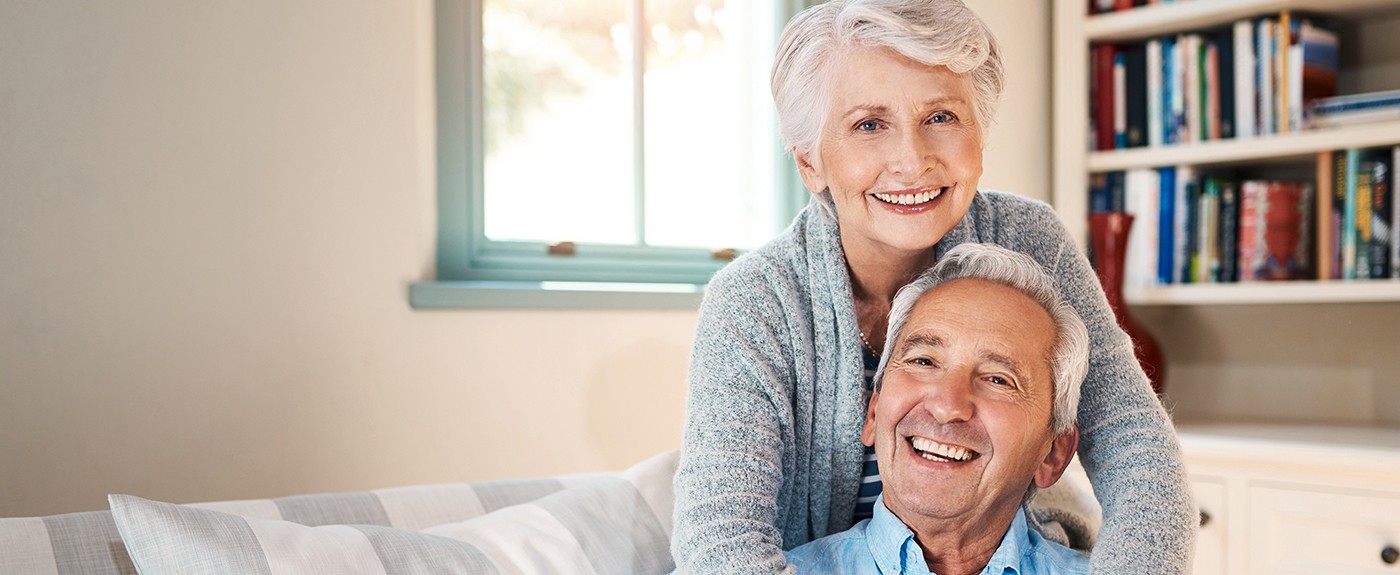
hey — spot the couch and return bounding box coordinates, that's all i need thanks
[0,450,678,575]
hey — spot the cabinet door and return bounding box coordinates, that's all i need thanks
[1192,479,1227,575]
[1249,484,1400,574]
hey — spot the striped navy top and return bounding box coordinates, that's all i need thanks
[853,344,883,522]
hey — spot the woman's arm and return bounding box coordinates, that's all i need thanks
[1023,206,1198,574]
[671,266,800,575]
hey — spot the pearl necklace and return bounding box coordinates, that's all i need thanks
[858,330,877,354]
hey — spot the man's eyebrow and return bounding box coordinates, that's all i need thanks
[982,352,1027,378]
[896,333,945,353]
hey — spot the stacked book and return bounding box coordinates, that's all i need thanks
[1089,11,1338,151]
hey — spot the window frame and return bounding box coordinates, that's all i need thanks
[430,0,812,289]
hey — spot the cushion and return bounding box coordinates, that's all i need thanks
[109,450,677,574]
[0,456,640,575]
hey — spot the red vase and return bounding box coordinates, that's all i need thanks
[1088,212,1166,395]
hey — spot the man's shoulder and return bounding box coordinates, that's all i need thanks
[1022,527,1091,575]
[784,521,879,574]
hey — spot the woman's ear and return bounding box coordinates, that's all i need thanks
[794,148,827,195]
[1034,426,1079,489]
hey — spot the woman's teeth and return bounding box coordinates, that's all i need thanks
[910,436,977,462]
[873,188,943,206]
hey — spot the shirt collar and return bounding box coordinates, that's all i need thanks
[866,496,1033,575]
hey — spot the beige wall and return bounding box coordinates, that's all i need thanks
[0,0,1050,516]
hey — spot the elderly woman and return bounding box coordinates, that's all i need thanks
[671,0,1196,574]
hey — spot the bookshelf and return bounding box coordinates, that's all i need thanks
[1055,4,1400,572]
[1053,0,1400,304]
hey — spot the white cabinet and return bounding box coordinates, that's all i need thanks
[1180,423,1400,574]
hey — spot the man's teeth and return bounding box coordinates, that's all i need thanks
[910,436,976,462]
[873,188,943,206]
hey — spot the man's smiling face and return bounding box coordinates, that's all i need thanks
[862,277,1073,534]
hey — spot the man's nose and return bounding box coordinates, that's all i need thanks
[924,375,975,424]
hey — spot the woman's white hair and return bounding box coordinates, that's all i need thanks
[772,0,1005,154]
[873,243,1089,436]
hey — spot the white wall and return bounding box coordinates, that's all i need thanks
[0,0,1050,516]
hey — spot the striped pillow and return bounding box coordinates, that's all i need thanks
[0,451,673,575]
[110,450,676,574]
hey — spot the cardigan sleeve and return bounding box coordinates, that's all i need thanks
[670,261,801,575]
[1013,202,1199,575]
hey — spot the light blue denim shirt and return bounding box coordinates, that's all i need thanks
[786,496,1089,575]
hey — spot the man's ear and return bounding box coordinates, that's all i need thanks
[860,391,879,447]
[793,148,827,195]
[1033,426,1079,489]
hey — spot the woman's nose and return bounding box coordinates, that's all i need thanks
[889,130,935,182]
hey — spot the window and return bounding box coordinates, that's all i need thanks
[433,0,811,287]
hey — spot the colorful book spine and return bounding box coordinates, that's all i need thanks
[1147,39,1164,147]
[1219,180,1240,282]
[1356,162,1374,277]
[1158,166,1178,284]
[1233,19,1256,139]
[1198,178,1221,282]
[1238,181,1263,281]
[1393,146,1400,279]
[1315,150,1334,281]
[1343,148,1359,279]
[1370,156,1391,279]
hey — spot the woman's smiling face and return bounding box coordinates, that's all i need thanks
[796,45,984,259]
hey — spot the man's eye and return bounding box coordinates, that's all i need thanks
[909,357,935,367]
[986,375,1012,386]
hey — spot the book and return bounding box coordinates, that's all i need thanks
[1315,150,1334,280]
[1147,39,1164,147]
[1197,177,1221,282]
[1369,156,1392,278]
[1157,166,1178,284]
[1239,181,1314,281]
[1355,161,1374,277]
[1256,18,1275,136]
[1333,149,1347,279]
[1093,44,1117,151]
[1214,27,1237,140]
[1175,166,1195,283]
[1233,19,1257,139]
[1293,18,1340,130]
[1125,168,1161,288]
[1124,43,1149,148]
[1311,89,1400,128]
[1184,178,1201,282]
[1343,148,1359,279]
[1394,146,1400,279]
[1219,179,1241,282]
[1185,33,1202,143]
[1277,11,1290,134]
[1114,52,1127,148]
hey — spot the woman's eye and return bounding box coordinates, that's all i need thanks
[929,112,955,124]
[856,119,881,131]
[908,356,934,367]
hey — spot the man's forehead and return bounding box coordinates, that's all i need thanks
[898,279,1056,360]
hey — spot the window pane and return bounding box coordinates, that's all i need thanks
[483,0,636,245]
[643,0,778,250]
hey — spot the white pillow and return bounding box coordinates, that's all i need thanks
[110,450,678,575]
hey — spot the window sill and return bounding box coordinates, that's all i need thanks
[409,280,706,310]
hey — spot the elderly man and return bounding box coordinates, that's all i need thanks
[786,243,1092,575]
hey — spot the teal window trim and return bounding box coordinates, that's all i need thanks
[416,0,815,309]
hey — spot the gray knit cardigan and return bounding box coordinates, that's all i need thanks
[672,190,1197,574]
